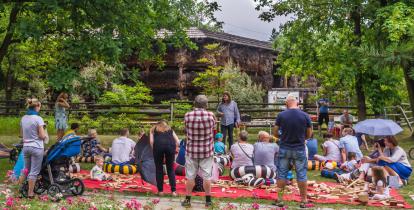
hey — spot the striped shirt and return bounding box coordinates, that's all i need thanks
[184,108,216,159]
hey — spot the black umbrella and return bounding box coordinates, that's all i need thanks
[134,134,156,185]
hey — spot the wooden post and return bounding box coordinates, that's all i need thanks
[170,102,174,123]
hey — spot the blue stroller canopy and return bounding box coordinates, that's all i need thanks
[46,135,82,164]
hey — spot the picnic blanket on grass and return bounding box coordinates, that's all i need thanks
[77,170,411,209]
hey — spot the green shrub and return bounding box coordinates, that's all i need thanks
[99,83,152,105]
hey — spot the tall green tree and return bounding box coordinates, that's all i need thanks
[255,0,411,119]
[0,0,214,100]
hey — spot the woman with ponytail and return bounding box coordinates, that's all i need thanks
[21,98,47,198]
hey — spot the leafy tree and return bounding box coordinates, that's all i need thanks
[0,0,216,101]
[222,63,266,104]
[254,0,412,119]
[192,43,233,99]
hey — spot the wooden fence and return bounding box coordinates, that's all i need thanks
[1,100,385,133]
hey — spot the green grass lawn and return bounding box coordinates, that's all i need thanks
[1,130,414,209]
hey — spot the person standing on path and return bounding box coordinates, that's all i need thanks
[217,91,241,148]
[55,92,70,140]
[182,95,216,208]
[273,94,313,209]
[316,98,329,135]
[21,98,47,198]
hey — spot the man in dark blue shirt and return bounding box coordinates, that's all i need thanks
[273,94,313,208]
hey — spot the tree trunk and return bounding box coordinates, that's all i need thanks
[355,74,367,120]
[403,63,414,130]
[0,3,21,66]
[351,5,367,121]
[178,64,185,99]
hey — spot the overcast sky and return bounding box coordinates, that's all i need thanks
[214,0,291,41]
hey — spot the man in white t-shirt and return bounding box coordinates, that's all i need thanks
[230,131,254,169]
[111,128,136,164]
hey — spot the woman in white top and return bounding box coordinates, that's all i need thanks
[230,131,253,169]
[313,133,342,162]
[377,136,412,183]
[21,98,47,198]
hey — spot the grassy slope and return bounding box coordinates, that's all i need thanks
[1,130,413,209]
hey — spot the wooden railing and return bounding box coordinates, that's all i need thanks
[0,100,379,133]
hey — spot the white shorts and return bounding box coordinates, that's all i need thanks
[185,156,213,180]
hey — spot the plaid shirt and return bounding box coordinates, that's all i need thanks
[185,108,216,159]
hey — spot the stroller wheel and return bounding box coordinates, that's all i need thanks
[19,181,29,198]
[47,184,62,201]
[34,179,47,195]
[70,178,84,196]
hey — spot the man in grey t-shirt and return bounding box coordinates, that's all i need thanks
[253,131,279,171]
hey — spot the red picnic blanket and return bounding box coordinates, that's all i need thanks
[78,170,411,208]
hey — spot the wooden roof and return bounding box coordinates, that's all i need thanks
[158,27,274,51]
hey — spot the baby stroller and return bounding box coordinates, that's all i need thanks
[20,135,91,200]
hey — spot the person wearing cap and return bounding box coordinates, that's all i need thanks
[273,94,313,208]
[214,133,225,155]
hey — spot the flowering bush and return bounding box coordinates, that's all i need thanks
[125,198,142,210]
[5,197,14,207]
[151,198,160,205]
[39,195,49,202]
[251,202,260,209]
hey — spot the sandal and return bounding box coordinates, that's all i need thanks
[272,200,284,207]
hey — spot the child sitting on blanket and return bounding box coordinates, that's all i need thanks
[340,152,358,172]
[369,166,390,200]
[90,155,112,181]
[214,133,225,155]
[334,152,360,183]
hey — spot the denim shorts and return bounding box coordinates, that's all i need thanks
[277,148,308,182]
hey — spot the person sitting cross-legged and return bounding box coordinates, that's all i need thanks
[313,133,342,162]
[82,129,108,157]
[253,131,279,171]
[111,128,136,164]
[339,128,363,162]
[230,131,254,169]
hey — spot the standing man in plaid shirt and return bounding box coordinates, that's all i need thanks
[182,95,216,208]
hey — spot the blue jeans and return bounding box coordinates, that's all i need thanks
[221,124,235,147]
[277,148,307,182]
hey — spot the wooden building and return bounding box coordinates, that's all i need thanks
[126,28,288,102]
